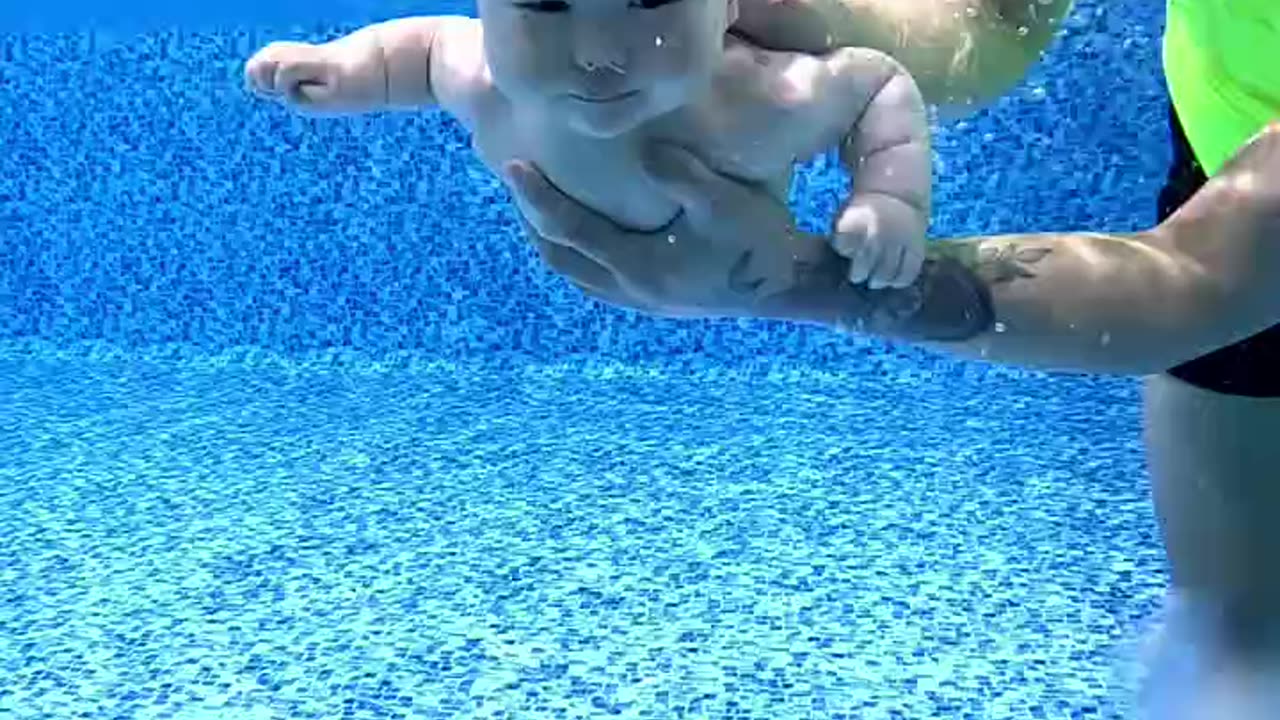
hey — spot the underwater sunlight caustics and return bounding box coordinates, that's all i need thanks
[3,0,1279,719]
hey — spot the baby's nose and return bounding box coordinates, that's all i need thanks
[572,18,627,73]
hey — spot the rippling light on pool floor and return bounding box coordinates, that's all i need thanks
[2,355,1167,719]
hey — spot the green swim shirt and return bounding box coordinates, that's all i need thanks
[1163,0,1280,175]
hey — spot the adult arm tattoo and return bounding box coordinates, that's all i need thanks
[965,240,1054,284]
[730,238,1008,341]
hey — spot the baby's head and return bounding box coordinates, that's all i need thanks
[478,0,738,137]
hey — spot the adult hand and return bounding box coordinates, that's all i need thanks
[504,141,995,341]
[503,143,847,324]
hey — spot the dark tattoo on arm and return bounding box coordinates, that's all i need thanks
[726,248,848,299]
[974,243,1053,283]
[727,251,769,296]
[728,240,996,341]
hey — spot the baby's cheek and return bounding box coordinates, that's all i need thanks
[634,15,711,65]
[507,63,565,101]
[497,26,571,85]
[668,43,723,91]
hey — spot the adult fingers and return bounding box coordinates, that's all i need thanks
[505,161,628,269]
[569,279,650,314]
[641,144,747,227]
[532,237,619,293]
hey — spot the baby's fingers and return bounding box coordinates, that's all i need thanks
[274,62,334,104]
[883,239,925,289]
[245,56,280,96]
[834,206,880,286]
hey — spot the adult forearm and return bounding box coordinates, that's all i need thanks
[747,230,995,341]
[918,232,1228,375]
[771,125,1280,376]
[767,228,1274,377]
[522,221,1268,378]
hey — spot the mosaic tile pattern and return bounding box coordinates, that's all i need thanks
[1,2,1180,718]
[0,355,1168,719]
[0,0,1170,364]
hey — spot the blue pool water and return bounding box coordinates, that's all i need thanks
[3,0,1175,717]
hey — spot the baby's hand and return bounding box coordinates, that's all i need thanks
[244,41,343,109]
[832,194,927,290]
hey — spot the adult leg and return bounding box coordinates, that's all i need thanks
[1135,104,1280,719]
[1146,378,1280,631]
[1140,377,1280,719]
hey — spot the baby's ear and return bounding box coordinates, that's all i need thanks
[726,0,740,24]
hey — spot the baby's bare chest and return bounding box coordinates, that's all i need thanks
[465,51,848,229]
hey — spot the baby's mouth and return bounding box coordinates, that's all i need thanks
[568,90,639,104]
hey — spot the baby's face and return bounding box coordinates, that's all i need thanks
[479,0,737,137]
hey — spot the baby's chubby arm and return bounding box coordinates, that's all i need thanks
[825,48,931,289]
[244,16,473,115]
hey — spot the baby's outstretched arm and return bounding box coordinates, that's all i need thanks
[827,48,931,289]
[245,17,470,115]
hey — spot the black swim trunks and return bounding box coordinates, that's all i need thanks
[1160,103,1280,397]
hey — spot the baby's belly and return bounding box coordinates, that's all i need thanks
[523,158,686,232]
[530,161,792,232]
[474,131,791,231]
[556,169,684,231]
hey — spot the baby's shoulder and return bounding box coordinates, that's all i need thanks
[430,18,508,124]
[717,38,881,115]
[718,40,821,100]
